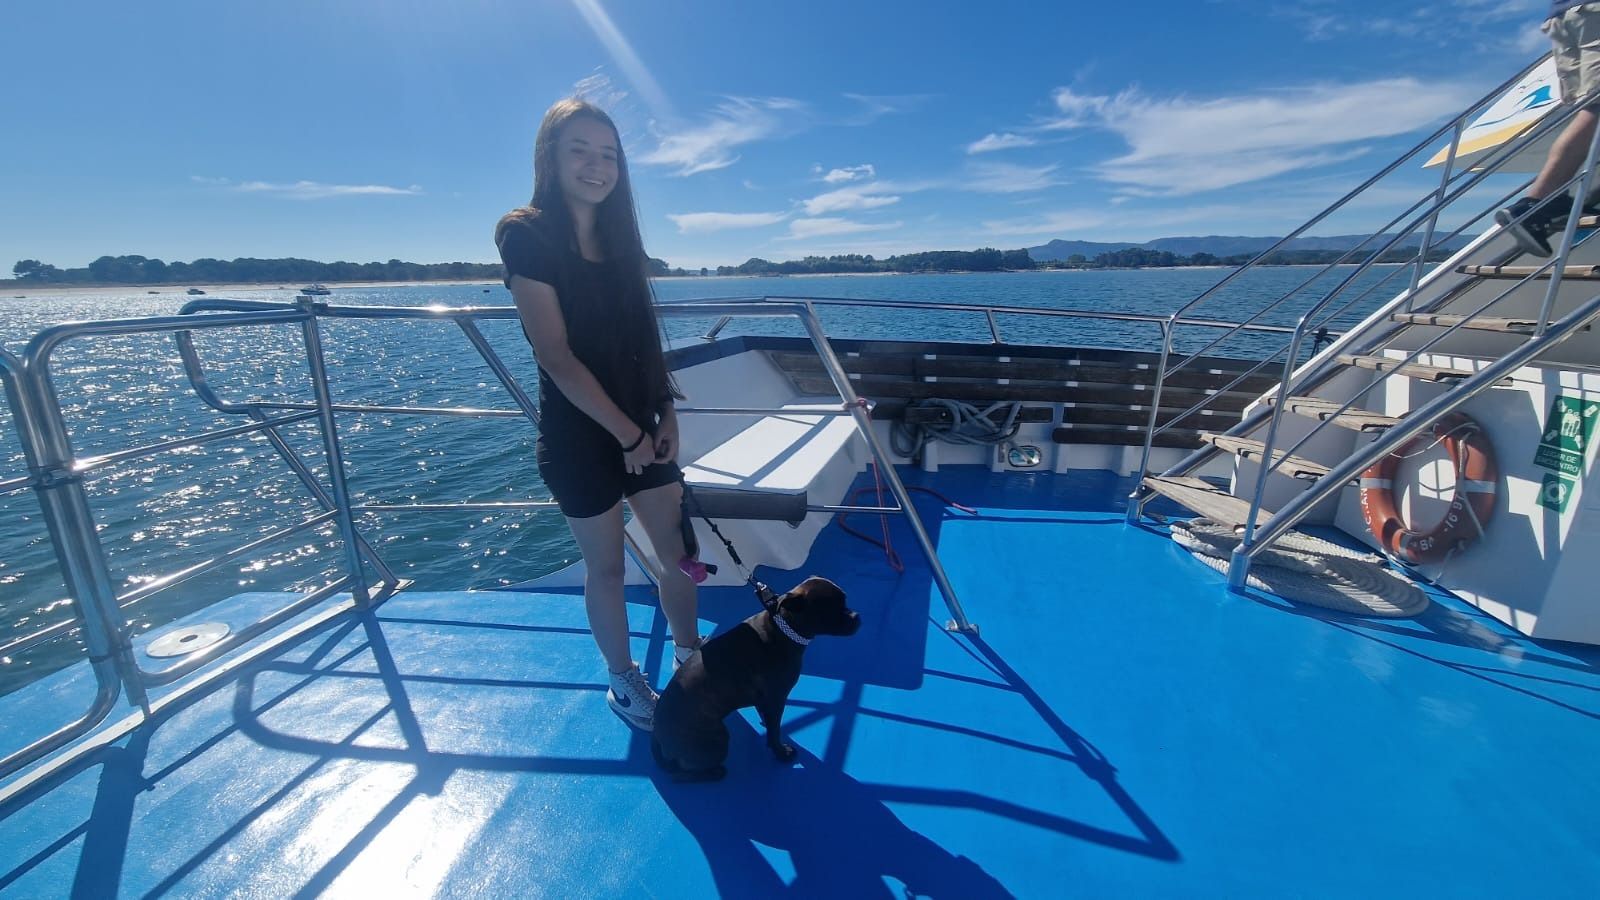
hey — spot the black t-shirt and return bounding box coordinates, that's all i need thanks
[496,211,661,445]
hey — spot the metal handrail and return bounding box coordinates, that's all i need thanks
[1156,54,1549,348]
[1229,289,1600,586]
[0,347,122,781]
[1232,110,1600,558]
[16,308,399,699]
[1131,58,1568,491]
[656,300,976,632]
[739,294,1307,340]
[176,297,676,588]
[1127,54,1584,528]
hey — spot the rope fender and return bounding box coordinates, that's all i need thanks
[1359,411,1498,566]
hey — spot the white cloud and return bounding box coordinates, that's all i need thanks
[820,164,877,184]
[1041,88,1109,131]
[785,217,901,239]
[639,97,805,176]
[963,162,1066,194]
[980,210,1108,239]
[841,93,931,124]
[572,71,630,111]
[201,178,423,199]
[966,132,1038,154]
[667,211,789,234]
[1275,0,1544,45]
[801,182,903,215]
[1037,78,1480,195]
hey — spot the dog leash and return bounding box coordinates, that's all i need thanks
[678,479,781,613]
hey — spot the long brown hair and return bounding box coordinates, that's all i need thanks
[517,98,677,418]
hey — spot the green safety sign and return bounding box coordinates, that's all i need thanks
[1539,472,1578,513]
[1532,396,1599,479]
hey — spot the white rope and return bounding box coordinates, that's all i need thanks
[1173,519,1428,617]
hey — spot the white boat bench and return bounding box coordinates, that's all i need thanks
[627,402,865,584]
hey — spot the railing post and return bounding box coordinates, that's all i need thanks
[1409,119,1466,309]
[0,352,124,778]
[794,304,977,633]
[1225,326,1311,590]
[296,298,371,605]
[15,354,150,711]
[985,309,1002,345]
[1537,115,1600,335]
[1127,321,1175,523]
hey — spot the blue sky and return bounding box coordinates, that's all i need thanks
[0,0,1552,271]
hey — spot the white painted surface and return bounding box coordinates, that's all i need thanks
[1329,357,1600,644]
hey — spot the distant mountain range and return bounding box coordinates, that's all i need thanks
[1027,233,1475,262]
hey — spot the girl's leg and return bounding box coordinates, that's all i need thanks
[565,500,634,673]
[625,480,699,650]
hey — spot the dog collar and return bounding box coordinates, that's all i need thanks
[771,612,811,646]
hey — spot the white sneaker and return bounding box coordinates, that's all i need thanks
[607,664,657,731]
[673,636,705,670]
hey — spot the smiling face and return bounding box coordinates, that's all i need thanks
[555,115,620,211]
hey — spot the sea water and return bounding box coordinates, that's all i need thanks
[0,266,1406,690]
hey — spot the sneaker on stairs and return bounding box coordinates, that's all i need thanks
[1495,194,1573,257]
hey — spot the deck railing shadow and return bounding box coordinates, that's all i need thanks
[650,466,1179,891]
[0,605,673,897]
[654,628,1179,899]
[654,735,1017,898]
[1229,583,1600,719]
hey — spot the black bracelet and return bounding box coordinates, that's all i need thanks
[620,428,647,452]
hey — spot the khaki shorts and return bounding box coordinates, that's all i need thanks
[1547,3,1600,106]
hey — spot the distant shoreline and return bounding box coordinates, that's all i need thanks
[2,279,502,298]
[3,261,1415,298]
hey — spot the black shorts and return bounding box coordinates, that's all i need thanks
[537,427,681,519]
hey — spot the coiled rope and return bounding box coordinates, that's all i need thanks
[1171,518,1429,618]
[890,399,1023,464]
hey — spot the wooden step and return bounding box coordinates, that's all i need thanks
[1335,353,1478,382]
[1392,313,1536,335]
[1278,396,1401,432]
[1198,434,1331,480]
[1142,475,1269,529]
[1457,264,1600,280]
[1393,312,1590,335]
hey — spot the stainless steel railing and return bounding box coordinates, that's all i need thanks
[1116,50,1600,587]
[194,296,979,630]
[8,290,1072,791]
[659,299,976,631]
[0,347,122,783]
[699,294,1303,347]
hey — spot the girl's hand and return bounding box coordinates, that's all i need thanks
[623,431,656,475]
[654,414,680,464]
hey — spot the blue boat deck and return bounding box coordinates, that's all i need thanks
[3,467,1599,897]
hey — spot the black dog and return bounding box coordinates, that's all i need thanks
[651,577,861,781]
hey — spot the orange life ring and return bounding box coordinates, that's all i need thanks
[1359,412,1497,565]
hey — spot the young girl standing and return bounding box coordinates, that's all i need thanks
[496,99,699,730]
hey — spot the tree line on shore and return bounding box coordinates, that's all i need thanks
[9,255,505,286]
[9,242,1459,288]
[702,242,1456,276]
